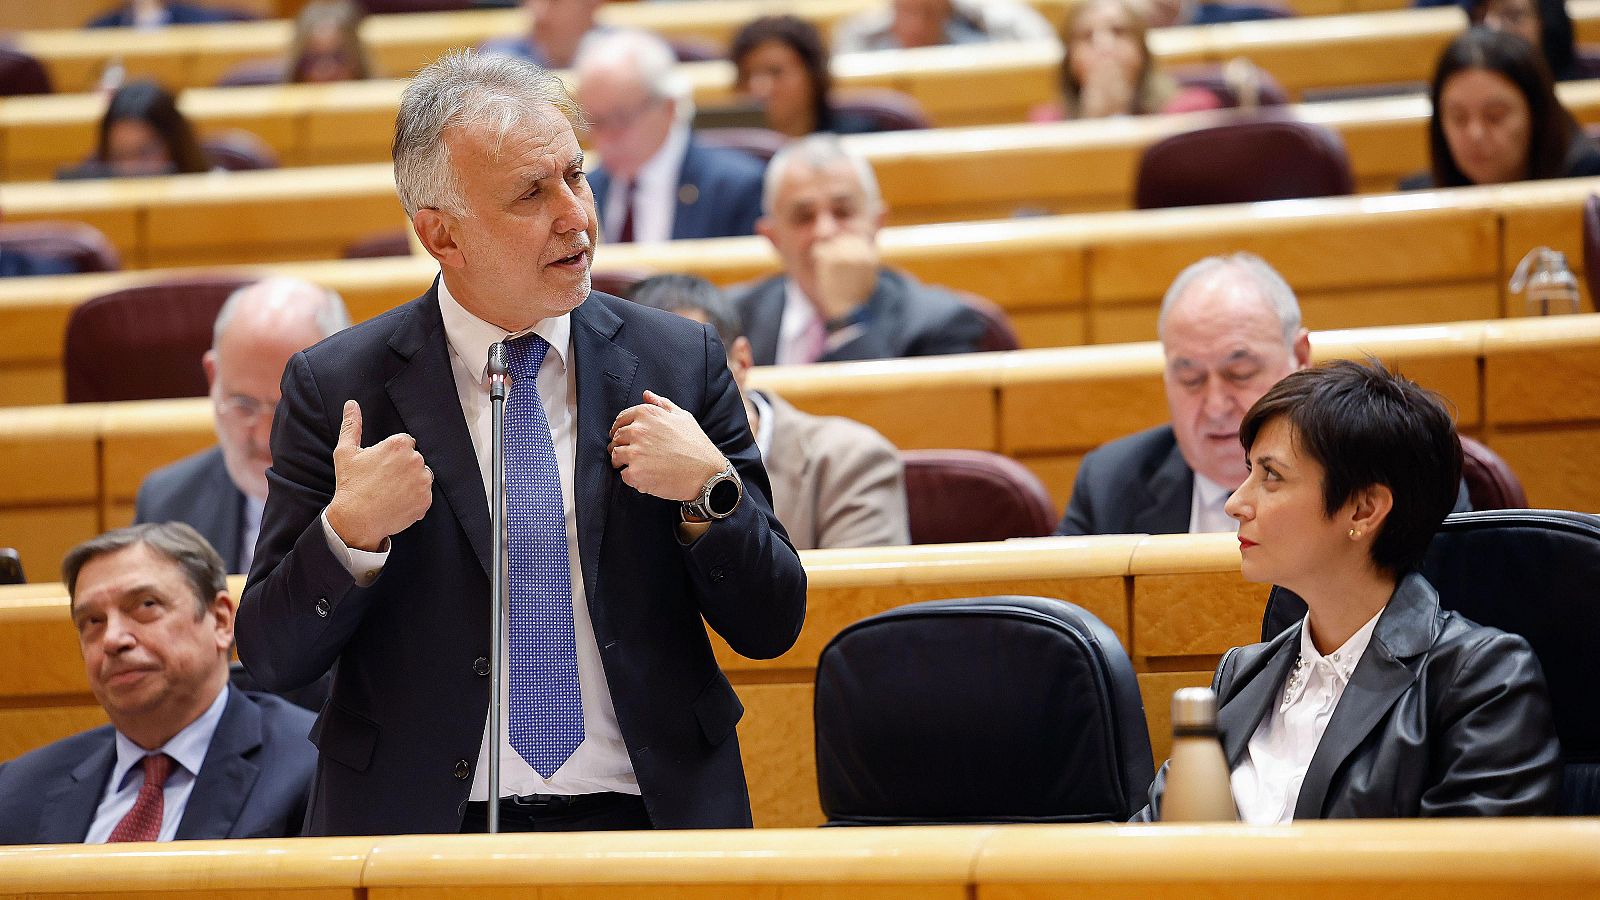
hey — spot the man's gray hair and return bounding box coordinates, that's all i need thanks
[1157,252,1303,346]
[574,29,694,122]
[761,133,882,216]
[393,49,584,217]
[212,277,352,349]
[62,522,227,616]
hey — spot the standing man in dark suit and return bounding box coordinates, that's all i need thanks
[135,277,351,574]
[1056,253,1311,536]
[576,30,766,243]
[0,523,315,845]
[234,49,806,836]
[731,134,987,366]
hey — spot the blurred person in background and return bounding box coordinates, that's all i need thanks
[286,0,372,83]
[67,81,208,178]
[833,0,1056,53]
[479,0,609,69]
[88,0,248,28]
[731,16,883,136]
[1033,0,1222,120]
[1402,27,1600,189]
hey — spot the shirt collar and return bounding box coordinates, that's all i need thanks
[634,122,691,199]
[437,274,571,383]
[1290,604,1384,700]
[750,390,775,461]
[111,683,230,790]
[1193,472,1232,509]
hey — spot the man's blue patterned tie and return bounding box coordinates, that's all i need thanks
[503,333,582,777]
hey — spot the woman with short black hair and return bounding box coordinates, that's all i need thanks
[1135,359,1561,822]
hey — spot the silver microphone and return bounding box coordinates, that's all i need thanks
[486,341,510,833]
[487,341,509,401]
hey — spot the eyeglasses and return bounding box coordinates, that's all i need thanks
[586,94,666,135]
[215,393,277,423]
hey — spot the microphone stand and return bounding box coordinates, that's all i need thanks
[485,342,510,835]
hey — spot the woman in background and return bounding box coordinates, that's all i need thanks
[730,15,881,136]
[1034,0,1220,121]
[1404,26,1600,188]
[92,80,208,177]
[286,0,372,83]
[1135,359,1560,821]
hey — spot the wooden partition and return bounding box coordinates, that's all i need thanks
[2,821,1596,900]
[3,176,1595,405]
[3,316,1596,578]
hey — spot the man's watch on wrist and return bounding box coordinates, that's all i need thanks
[682,462,743,521]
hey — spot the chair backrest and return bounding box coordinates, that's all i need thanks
[900,449,1055,544]
[0,548,23,585]
[951,289,1021,352]
[1459,436,1529,510]
[815,595,1155,824]
[697,127,790,163]
[1134,116,1354,209]
[1582,193,1600,304]
[202,129,280,171]
[0,221,121,273]
[832,88,931,132]
[590,270,648,299]
[64,276,252,403]
[1261,509,1600,814]
[214,58,284,87]
[343,229,412,259]
[0,46,52,96]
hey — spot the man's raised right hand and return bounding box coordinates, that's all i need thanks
[325,399,434,552]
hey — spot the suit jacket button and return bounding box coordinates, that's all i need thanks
[473,657,490,676]
[315,598,330,618]
[454,759,471,780]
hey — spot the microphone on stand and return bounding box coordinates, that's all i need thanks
[486,341,510,834]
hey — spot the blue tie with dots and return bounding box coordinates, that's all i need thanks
[503,333,583,777]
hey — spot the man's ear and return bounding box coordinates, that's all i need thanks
[1292,328,1312,370]
[729,336,754,388]
[210,591,238,654]
[412,208,463,268]
[202,349,218,390]
[755,216,776,246]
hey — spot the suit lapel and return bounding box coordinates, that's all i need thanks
[206,452,247,573]
[1134,438,1195,534]
[571,297,638,634]
[36,736,115,843]
[759,392,811,535]
[1293,574,1441,818]
[384,288,493,578]
[175,689,262,840]
[671,143,704,240]
[1216,629,1301,766]
[744,281,786,366]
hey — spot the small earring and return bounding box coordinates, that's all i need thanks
[1348,528,1362,539]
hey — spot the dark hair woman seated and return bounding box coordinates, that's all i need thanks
[1135,359,1561,822]
[65,80,209,179]
[730,15,881,137]
[1401,26,1600,189]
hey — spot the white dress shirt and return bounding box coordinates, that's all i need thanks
[85,684,229,843]
[775,280,825,366]
[1229,608,1383,824]
[320,276,637,800]
[602,123,690,245]
[750,390,775,461]
[1188,472,1239,534]
[240,494,265,574]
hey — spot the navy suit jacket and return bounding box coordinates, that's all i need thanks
[588,138,765,241]
[235,285,806,835]
[135,446,248,574]
[88,3,245,26]
[733,268,988,366]
[0,689,315,845]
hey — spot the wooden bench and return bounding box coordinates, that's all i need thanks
[3,313,1595,605]
[1,821,1595,897]
[0,176,1595,405]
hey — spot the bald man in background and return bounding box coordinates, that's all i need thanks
[135,278,351,574]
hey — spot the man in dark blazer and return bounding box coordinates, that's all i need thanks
[1057,254,1310,536]
[576,30,765,243]
[235,50,806,837]
[0,522,315,845]
[731,134,987,366]
[88,1,249,27]
[135,278,350,575]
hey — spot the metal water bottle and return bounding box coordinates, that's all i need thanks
[1161,687,1239,822]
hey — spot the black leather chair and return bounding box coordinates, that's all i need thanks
[900,450,1055,544]
[814,596,1154,825]
[1261,509,1600,814]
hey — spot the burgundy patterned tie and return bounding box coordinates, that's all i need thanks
[107,753,174,843]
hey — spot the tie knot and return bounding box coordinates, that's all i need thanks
[142,753,175,788]
[503,333,550,380]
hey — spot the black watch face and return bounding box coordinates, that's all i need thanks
[708,478,740,515]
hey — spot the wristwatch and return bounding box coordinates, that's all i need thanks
[682,462,743,521]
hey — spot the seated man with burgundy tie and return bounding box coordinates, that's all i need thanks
[0,523,316,845]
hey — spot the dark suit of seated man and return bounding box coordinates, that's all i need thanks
[576,30,766,243]
[87,1,248,27]
[136,277,351,575]
[731,133,987,366]
[0,523,315,845]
